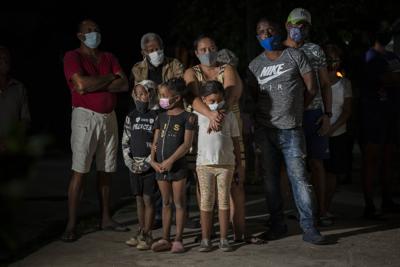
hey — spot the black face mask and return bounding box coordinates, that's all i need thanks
[135,100,149,113]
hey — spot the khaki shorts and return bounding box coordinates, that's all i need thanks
[71,107,118,174]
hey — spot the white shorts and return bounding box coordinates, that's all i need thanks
[71,107,118,174]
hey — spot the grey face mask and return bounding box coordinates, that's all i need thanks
[197,51,218,66]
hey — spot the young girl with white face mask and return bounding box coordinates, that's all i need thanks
[195,80,243,252]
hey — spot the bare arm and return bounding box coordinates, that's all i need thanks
[329,98,352,135]
[160,129,195,171]
[184,68,224,131]
[302,71,317,108]
[223,65,243,109]
[150,129,163,173]
[106,70,129,92]
[71,73,117,95]
[316,67,332,136]
[319,67,332,113]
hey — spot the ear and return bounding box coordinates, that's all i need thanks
[141,50,147,58]
[285,22,290,30]
[77,32,84,42]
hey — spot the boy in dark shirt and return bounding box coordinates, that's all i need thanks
[122,80,159,250]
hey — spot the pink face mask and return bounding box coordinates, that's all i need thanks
[159,98,171,109]
[159,96,178,109]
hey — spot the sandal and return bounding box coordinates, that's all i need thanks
[171,241,185,253]
[151,239,171,252]
[61,229,79,242]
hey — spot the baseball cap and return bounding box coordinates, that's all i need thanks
[287,8,312,25]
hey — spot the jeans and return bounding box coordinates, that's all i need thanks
[255,126,316,230]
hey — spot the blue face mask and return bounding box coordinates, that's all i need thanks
[83,32,101,49]
[289,27,304,43]
[258,35,282,51]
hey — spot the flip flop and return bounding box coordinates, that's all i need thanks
[171,241,185,253]
[61,230,79,242]
[101,224,130,232]
[151,239,171,252]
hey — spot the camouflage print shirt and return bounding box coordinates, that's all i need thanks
[299,42,327,110]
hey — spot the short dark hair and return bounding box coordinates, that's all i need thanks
[193,34,216,50]
[77,18,98,32]
[200,80,225,97]
[160,77,188,96]
[256,17,282,33]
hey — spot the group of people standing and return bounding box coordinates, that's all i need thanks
[58,7,400,254]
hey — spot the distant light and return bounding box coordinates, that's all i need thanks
[336,71,343,78]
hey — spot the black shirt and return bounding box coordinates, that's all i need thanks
[147,64,163,85]
[123,109,159,158]
[154,111,197,165]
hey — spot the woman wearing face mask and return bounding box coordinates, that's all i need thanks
[183,35,246,243]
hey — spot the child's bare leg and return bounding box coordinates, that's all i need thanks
[201,211,213,240]
[143,194,154,234]
[158,180,172,240]
[136,196,145,230]
[172,178,187,241]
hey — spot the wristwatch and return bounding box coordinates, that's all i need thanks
[324,112,333,118]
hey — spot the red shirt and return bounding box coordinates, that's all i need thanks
[64,49,122,113]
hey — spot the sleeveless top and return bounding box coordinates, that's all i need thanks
[191,64,240,115]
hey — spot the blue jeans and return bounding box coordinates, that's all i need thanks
[255,126,316,230]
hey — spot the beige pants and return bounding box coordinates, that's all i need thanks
[71,107,118,174]
[196,165,234,212]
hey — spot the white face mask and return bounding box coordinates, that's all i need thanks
[197,51,218,66]
[148,50,164,67]
[208,100,225,111]
[83,32,101,49]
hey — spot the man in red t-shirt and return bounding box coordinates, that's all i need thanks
[62,19,129,242]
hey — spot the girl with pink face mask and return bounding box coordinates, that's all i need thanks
[149,78,197,253]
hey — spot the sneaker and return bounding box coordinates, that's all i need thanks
[302,228,327,245]
[259,224,288,241]
[194,230,217,243]
[198,239,212,252]
[219,239,232,252]
[125,229,143,246]
[136,232,153,250]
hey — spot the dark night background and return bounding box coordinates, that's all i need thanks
[2,0,400,263]
[1,0,400,152]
